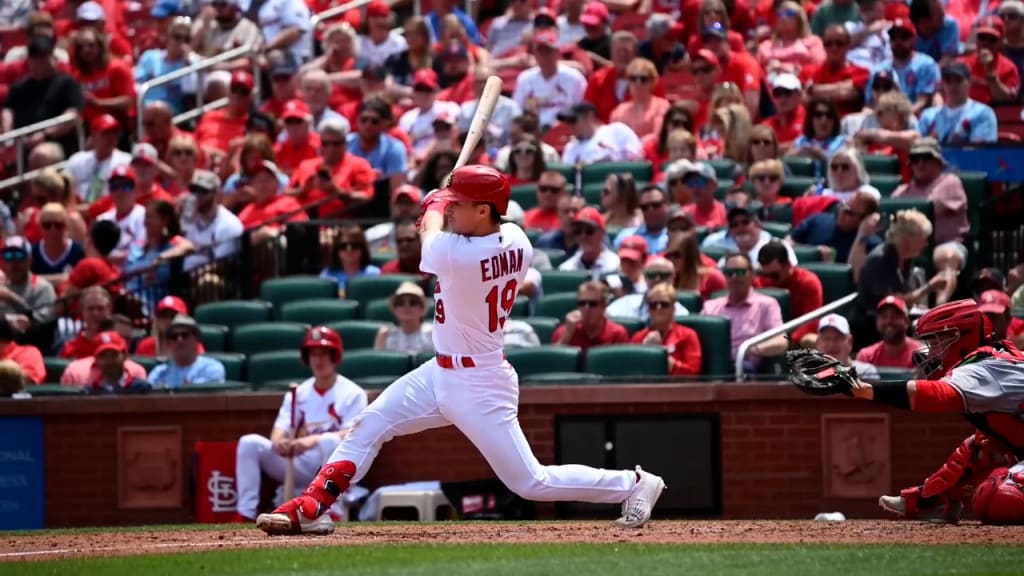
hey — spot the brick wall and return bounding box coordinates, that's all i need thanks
[0,383,973,527]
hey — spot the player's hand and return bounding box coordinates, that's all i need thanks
[292,435,320,455]
[272,437,293,456]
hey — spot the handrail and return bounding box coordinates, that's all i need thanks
[0,112,85,185]
[311,0,376,29]
[734,292,858,381]
[172,97,228,127]
[136,43,260,139]
[0,160,70,195]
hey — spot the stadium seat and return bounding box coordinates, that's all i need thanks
[766,202,793,224]
[260,277,338,315]
[609,316,646,336]
[364,298,433,323]
[195,300,273,329]
[522,316,560,343]
[541,270,590,294]
[280,299,360,324]
[346,275,422,311]
[879,196,934,227]
[714,179,735,200]
[130,355,159,374]
[581,161,653,184]
[539,248,568,268]
[44,357,70,383]
[870,174,903,197]
[547,163,576,183]
[582,182,605,206]
[781,176,816,198]
[584,345,668,377]
[327,320,388,350]
[536,293,578,319]
[792,245,823,263]
[207,353,245,381]
[29,384,86,396]
[506,346,580,376]
[702,245,727,263]
[246,350,307,386]
[677,291,701,314]
[521,372,602,385]
[862,154,899,175]
[510,296,530,318]
[340,350,413,383]
[782,156,815,177]
[180,381,252,394]
[761,221,791,239]
[525,228,543,245]
[511,184,539,210]
[802,262,855,304]
[414,351,435,367]
[198,324,229,352]
[675,315,732,376]
[231,322,309,354]
[371,253,394,268]
[706,158,736,180]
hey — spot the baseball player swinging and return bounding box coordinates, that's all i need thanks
[256,165,666,535]
[236,327,368,522]
[787,299,1024,524]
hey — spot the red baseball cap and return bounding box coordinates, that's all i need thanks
[413,69,439,91]
[365,0,390,18]
[393,184,423,203]
[573,206,606,231]
[281,99,311,121]
[91,114,121,133]
[533,29,559,48]
[877,295,908,316]
[230,70,254,92]
[890,18,916,37]
[157,295,189,316]
[580,1,610,26]
[885,2,911,21]
[617,235,648,263]
[94,331,128,355]
[977,15,1005,39]
[693,48,720,69]
[978,290,1011,315]
[108,165,136,184]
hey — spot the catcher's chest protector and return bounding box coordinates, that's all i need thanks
[956,343,1024,456]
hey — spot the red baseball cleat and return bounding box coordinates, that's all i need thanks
[255,495,335,535]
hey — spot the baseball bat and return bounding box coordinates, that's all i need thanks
[453,75,503,171]
[282,383,298,500]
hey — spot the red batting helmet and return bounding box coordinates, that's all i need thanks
[443,165,511,216]
[972,465,1024,525]
[913,299,992,378]
[301,326,342,365]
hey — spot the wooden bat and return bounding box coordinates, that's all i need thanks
[453,75,503,172]
[282,383,298,500]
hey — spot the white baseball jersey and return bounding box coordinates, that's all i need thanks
[940,356,1024,414]
[421,223,534,355]
[561,122,642,165]
[512,65,587,128]
[181,205,245,271]
[358,32,408,67]
[273,376,368,436]
[398,100,463,156]
[97,204,146,255]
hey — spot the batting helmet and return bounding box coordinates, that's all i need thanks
[443,165,510,215]
[913,299,992,378]
[972,464,1024,525]
[301,326,342,365]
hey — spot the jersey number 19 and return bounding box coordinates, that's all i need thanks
[434,279,518,332]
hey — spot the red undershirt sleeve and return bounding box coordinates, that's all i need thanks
[911,379,965,413]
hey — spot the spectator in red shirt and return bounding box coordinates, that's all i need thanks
[195,70,253,161]
[703,22,763,117]
[133,295,203,357]
[666,229,727,300]
[287,119,375,217]
[262,58,300,122]
[804,25,870,117]
[584,31,642,122]
[552,280,630,350]
[238,160,308,242]
[66,1,133,63]
[68,26,135,129]
[141,100,178,167]
[65,219,121,296]
[523,169,567,232]
[0,316,45,384]
[681,161,728,228]
[59,285,114,359]
[978,289,1013,341]
[962,16,1021,104]
[302,22,362,111]
[763,73,806,149]
[854,295,923,368]
[754,239,823,342]
[380,221,422,275]
[644,103,697,173]
[748,159,792,211]
[274,99,321,173]
[685,49,723,134]
[631,282,703,376]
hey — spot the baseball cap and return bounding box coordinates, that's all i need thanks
[908,138,945,163]
[702,21,728,39]
[533,29,560,48]
[413,69,439,91]
[157,295,190,316]
[617,235,649,263]
[91,114,121,133]
[999,0,1024,16]
[393,184,423,203]
[890,18,916,36]
[573,206,606,230]
[280,99,311,121]
[391,281,425,302]
[978,290,1011,315]
[818,313,851,336]
[151,0,182,18]
[557,101,598,122]
[941,61,971,80]
[190,170,222,193]
[108,165,136,185]
[693,48,720,69]
[230,70,254,92]
[432,109,456,126]
[169,314,201,336]
[94,331,128,355]
[871,69,900,90]
[973,267,1007,292]
[271,60,299,79]
[366,0,391,18]
[76,1,105,21]
[668,205,696,227]
[251,160,285,181]
[684,162,719,183]
[2,236,30,258]
[131,143,159,166]
[580,1,610,26]
[976,15,1005,39]
[534,7,557,27]
[885,2,911,20]
[877,295,908,316]
[772,73,802,92]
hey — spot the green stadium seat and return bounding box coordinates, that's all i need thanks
[414,351,435,367]
[760,221,791,239]
[510,296,530,318]
[581,182,605,206]
[130,355,159,374]
[863,154,899,175]
[44,357,70,383]
[231,322,309,354]
[246,350,307,386]
[870,174,904,197]
[521,372,602,385]
[198,324,229,352]
[357,376,401,389]
[346,275,422,310]
[525,229,543,245]
[522,316,560,343]
[195,300,272,329]
[677,291,701,314]
[340,350,413,381]
[539,248,568,268]
[511,184,539,210]
[180,381,252,394]
[782,156,815,177]
[371,253,394,268]
[802,262,855,304]
[207,352,245,381]
[547,163,577,183]
[707,158,737,180]
[702,245,727,263]
[584,344,668,377]
[28,384,86,396]
[541,270,590,294]
[506,346,580,376]
[364,298,434,323]
[675,315,732,376]
[260,276,338,315]
[781,176,816,198]
[879,196,934,227]
[536,293,578,319]
[581,161,653,184]
[280,299,360,325]
[609,316,645,336]
[792,245,823,264]
[326,320,388,350]
[765,202,793,224]
[714,178,735,200]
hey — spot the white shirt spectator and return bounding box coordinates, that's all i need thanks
[605,293,688,322]
[561,122,642,165]
[702,229,799,269]
[359,32,408,67]
[487,15,533,57]
[512,64,587,128]
[65,149,132,204]
[557,16,585,47]
[242,0,312,62]
[181,205,245,270]
[845,20,892,70]
[398,100,462,156]
[459,95,522,149]
[98,204,146,255]
[558,248,621,277]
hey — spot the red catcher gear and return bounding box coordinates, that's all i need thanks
[973,464,1024,525]
[914,299,992,378]
[269,460,356,529]
[443,165,511,215]
[301,326,342,365]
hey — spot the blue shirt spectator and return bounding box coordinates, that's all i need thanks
[147,314,227,389]
[346,132,408,180]
[134,20,200,115]
[427,8,481,45]
[915,15,961,62]
[790,212,883,263]
[867,52,940,104]
[613,225,668,254]
[919,99,998,144]
[31,240,86,276]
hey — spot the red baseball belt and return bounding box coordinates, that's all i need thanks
[435,353,506,369]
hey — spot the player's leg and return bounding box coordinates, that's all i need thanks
[973,461,1024,525]
[256,362,448,534]
[438,364,665,527]
[235,434,279,521]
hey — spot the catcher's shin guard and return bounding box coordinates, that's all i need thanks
[256,460,355,535]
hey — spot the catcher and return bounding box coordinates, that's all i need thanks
[787,299,1024,524]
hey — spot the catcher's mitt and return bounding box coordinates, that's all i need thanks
[785,348,857,396]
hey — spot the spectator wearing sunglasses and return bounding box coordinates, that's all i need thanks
[703,206,798,269]
[788,97,847,171]
[238,161,308,243]
[31,202,86,289]
[606,257,689,321]
[273,100,320,174]
[601,173,642,230]
[758,2,825,77]
[844,76,920,145]
[610,58,671,140]
[373,282,434,354]
[0,236,56,343]
[523,170,567,232]
[320,226,380,298]
[558,208,621,277]
[1000,1,1024,83]
[788,189,881,265]
[195,71,254,159]
[762,74,806,149]
[702,22,763,116]
[748,160,791,213]
[65,114,131,205]
[149,315,226,389]
[630,282,702,376]
[134,17,199,115]
[60,331,151,393]
[552,280,629,350]
[560,102,642,165]
[804,25,870,117]
[614,185,669,253]
[961,16,1020,104]
[96,166,146,261]
[347,97,409,192]
[865,16,939,116]
[820,148,881,203]
[665,230,726,300]
[173,170,243,271]
[891,139,968,247]
[754,240,823,343]
[605,235,649,298]
[135,296,206,357]
[673,162,726,229]
[702,252,787,372]
[536,195,585,253]
[380,221,423,276]
[506,136,548,187]
[288,119,374,219]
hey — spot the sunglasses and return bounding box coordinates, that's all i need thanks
[577,299,602,308]
[753,174,780,183]
[644,271,673,282]
[908,154,935,164]
[640,201,665,211]
[41,221,66,230]
[730,218,752,228]
[692,66,714,75]
[830,162,852,172]
[359,116,382,125]
[167,331,194,341]
[813,110,833,119]
[667,178,683,187]
[723,268,749,277]
[772,89,797,98]
[977,34,999,43]
[537,185,563,193]
[647,300,673,310]
[109,181,134,191]
[664,251,683,260]
[338,242,365,251]
[823,39,847,48]
[628,75,652,84]
[751,139,773,146]
[230,86,251,96]
[171,33,191,42]
[190,185,215,195]
[571,225,599,236]
[1,251,27,262]
[683,175,708,188]
[321,139,345,148]
[669,117,688,127]
[393,296,423,307]
[171,148,195,157]
[513,146,537,155]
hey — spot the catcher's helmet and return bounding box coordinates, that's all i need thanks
[973,465,1024,525]
[443,165,510,215]
[913,298,991,378]
[301,326,343,365]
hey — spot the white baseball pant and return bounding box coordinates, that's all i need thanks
[236,433,342,519]
[326,351,637,503]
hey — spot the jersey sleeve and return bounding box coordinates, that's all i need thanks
[420,231,453,277]
[272,391,295,431]
[941,359,1024,414]
[970,105,998,143]
[337,383,368,429]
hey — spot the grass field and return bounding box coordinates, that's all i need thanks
[3,522,1024,576]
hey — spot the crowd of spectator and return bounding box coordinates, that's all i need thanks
[0,0,1023,395]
